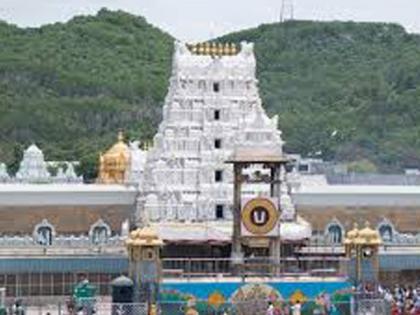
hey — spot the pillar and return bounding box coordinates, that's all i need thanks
[231,163,244,264]
[269,163,282,275]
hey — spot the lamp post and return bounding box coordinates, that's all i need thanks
[344,221,382,292]
[125,226,163,315]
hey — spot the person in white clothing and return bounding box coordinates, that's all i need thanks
[266,302,274,315]
[292,301,301,315]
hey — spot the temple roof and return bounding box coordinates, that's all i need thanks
[226,147,288,164]
[102,131,130,159]
[186,42,239,56]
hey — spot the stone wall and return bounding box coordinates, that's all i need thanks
[0,205,133,235]
[297,205,420,233]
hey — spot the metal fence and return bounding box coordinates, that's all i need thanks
[0,256,349,298]
[0,273,122,298]
[3,299,355,315]
[1,295,393,315]
[354,298,391,315]
[3,302,148,315]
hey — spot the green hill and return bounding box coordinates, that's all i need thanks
[220,21,420,173]
[0,9,173,178]
[1,10,420,178]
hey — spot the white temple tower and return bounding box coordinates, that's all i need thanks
[140,42,284,222]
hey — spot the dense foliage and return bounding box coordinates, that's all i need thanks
[1,10,420,178]
[220,21,420,172]
[0,9,173,178]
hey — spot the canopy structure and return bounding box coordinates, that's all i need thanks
[226,147,288,164]
[152,223,231,245]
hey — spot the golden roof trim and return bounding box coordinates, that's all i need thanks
[126,226,164,247]
[187,42,239,56]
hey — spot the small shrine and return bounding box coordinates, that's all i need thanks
[15,144,51,183]
[0,163,9,182]
[98,131,131,184]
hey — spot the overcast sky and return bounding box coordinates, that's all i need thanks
[1,0,419,41]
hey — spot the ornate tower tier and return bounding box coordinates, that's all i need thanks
[140,41,284,223]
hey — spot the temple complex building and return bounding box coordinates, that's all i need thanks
[1,41,420,291]
[0,42,419,249]
[139,42,284,222]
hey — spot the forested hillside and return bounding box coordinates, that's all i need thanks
[0,9,173,178]
[1,10,420,178]
[220,21,420,173]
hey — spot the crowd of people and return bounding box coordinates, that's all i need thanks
[383,285,420,315]
[265,295,340,315]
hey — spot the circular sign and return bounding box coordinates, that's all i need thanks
[241,198,279,235]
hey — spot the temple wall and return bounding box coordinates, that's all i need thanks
[0,205,132,235]
[297,205,420,233]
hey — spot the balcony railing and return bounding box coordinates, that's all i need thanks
[162,257,349,279]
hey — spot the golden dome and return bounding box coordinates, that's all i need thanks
[359,221,381,245]
[345,221,382,247]
[359,221,375,237]
[125,226,163,248]
[105,131,130,159]
[346,223,359,240]
[98,131,131,184]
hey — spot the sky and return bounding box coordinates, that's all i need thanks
[1,0,419,41]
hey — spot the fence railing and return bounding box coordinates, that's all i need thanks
[4,301,148,315]
[3,298,357,315]
[0,257,349,298]
[158,299,355,315]
[162,256,349,279]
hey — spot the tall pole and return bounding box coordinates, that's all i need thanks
[271,163,282,275]
[232,163,243,265]
[280,0,285,22]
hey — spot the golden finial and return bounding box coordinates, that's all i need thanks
[217,42,224,55]
[204,42,211,55]
[191,44,198,54]
[117,130,124,142]
[198,43,205,55]
[211,42,217,55]
[230,43,237,55]
[223,43,230,55]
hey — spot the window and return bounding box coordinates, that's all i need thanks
[198,80,206,90]
[298,164,309,172]
[379,225,393,243]
[214,110,220,120]
[34,219,55,246]
[92,226,108,245]
[216,205,224,219]
[213,82,220,92]
[327,225,342,244]
[37,226,53,246]
[89,219,111,245]
[214,139,222,149]
[215,170,223,182]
